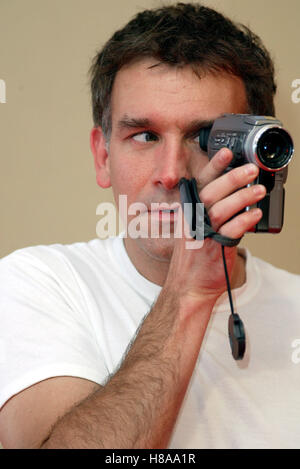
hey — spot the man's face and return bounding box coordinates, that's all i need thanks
[94,58,248,263]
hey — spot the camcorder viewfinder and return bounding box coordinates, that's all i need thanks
[199,114,294,233]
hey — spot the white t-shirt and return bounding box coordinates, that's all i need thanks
[0,234,300,449]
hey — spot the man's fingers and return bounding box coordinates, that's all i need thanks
[207,184,266,231]
[194,150,265,241]
[197,148,234,189]
[218,208,263,239]
[199,163,260,209]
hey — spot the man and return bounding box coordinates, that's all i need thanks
[0,3,299,449]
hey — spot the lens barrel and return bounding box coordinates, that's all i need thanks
[256,128,294,170]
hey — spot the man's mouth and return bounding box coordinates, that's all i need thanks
[148,204,180,222]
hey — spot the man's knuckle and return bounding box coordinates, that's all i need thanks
[228,169,241,186]
[208,207,221,226]
[198,188,212,207]
[240,188,252,205]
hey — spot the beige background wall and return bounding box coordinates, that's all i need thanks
[0,0,299,273]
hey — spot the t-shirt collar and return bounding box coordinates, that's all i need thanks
[113,233,260,312]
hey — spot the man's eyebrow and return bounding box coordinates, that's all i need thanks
[117,115,152,130]
[117,115,216,133]
[184,119,215,136]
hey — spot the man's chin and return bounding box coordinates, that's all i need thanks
[130,235,175,263]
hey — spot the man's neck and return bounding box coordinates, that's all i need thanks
[123,237,246,290]
[123,237,172,286]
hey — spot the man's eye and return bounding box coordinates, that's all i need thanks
[192,133,207,153]
[132,132,158,143]
[192,134,201,145]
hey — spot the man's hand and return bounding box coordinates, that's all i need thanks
[164,148,266,305]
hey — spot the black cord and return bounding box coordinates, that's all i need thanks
[221,245,235,316]
[221,244,246,360]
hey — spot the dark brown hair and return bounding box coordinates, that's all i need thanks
[89,2,276,137]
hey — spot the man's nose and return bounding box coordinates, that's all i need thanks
[153,141,189,191]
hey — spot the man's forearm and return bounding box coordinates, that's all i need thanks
[40,289,214,449]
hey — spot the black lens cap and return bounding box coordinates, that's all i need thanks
[228,313,246,360]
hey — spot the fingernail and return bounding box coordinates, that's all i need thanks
[220,149,232,163]
[252,208,262,217]
[253,185,265,195]
[245,164,258,175]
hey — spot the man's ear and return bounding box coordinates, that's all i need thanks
[90,126,111,188]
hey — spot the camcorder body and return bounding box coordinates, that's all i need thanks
[199,114,294,233]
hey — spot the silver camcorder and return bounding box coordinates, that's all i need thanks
[199,114,294,233]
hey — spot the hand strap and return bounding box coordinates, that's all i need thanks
[179,178,243,247]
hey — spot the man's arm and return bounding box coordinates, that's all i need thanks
[0,377,101,449]
[41,287,215,449]
[0,276,213,449]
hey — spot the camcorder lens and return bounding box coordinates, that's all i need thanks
[257,128,293,170]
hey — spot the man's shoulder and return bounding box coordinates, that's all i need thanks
[0,237,124,298]
[253,252,299,278]
[251,250,300,294]
[0,237,118,272]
